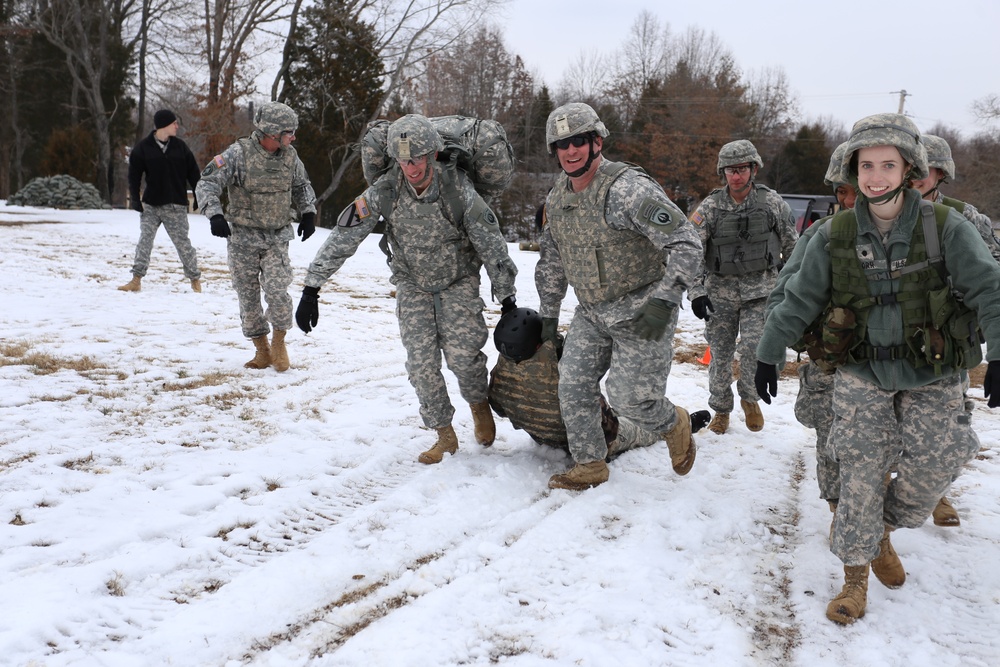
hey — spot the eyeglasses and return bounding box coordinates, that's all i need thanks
[554,135,590,150]
[723,165,752,176]
[396,155,428,167]
[269,130,295,141]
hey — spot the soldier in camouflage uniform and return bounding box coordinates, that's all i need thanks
[766,143,852,514]
[118,109,203,293]
[689,140,798,435]
[535,102,702,491]
[909,133,1000,527]
[295,114,517,465]
[755,113,1000,625]
[195,101,317,373]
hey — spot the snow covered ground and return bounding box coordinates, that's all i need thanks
[1,203,998,667]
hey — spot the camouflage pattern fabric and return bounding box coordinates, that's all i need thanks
[253,101,298,136]
[196,132,316,339]
[535,163,701,464]
[397,276,488,429]
[690,184,797,413]
[556,283,682,463]
[794,361,838,500]
[303,163,516,431]
[934,192,1000,263]
[841,113,928,181]
[130,203,200,280]
[228,241,294,338]
[829,370,978,566]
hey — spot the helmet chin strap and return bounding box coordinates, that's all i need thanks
[564,141,601,178]
[861,184,906,206]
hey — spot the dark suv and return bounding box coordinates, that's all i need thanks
[781,194,839,234]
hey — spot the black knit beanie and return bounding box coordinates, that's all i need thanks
[154,109,177,129]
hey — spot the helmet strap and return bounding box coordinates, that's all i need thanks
[563,137,601,178]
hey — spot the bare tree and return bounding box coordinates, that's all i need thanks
[605,10,671,127]
[556,48,610,106]
[972,93,1000,127]
[25,0,140,201]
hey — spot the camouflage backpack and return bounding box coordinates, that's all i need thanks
[359,115,516,208]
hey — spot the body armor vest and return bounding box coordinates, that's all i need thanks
[547,161,665,305]
[821,203,982,373]
[705,187,780,275]
[227,137,296,230]
[489,342,568,449]
[383,169,480,292]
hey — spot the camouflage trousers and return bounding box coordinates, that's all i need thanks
[227,240,293,338]
[396,275,488,430]
[794,361,838,501]
[829,370,978,566]
[704,295,765,414]
[559,287,681,464]
[130,204,200,280]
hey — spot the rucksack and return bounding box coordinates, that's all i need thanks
[359,115,515,205]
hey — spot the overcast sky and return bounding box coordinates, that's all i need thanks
[498,0,999,138]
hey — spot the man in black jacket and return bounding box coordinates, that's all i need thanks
[119,109,203,292]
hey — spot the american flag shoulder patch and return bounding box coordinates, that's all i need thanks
[354,196,371,219]
[213,155,226,168]
[690,210,704,226]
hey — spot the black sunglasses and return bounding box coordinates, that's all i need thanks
[554,135,590,150]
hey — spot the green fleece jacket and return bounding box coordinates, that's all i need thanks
[758,188,1000,391]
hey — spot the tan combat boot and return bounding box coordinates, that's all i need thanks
[271,329,289,372]
[741,399,764,432]
[871,526,905,588]
[245,335,271,369]
[470,400,495,446]
[418,425,459,464]
[548,460,609,490]
[191,278,202,293]
[826,564,870,625]
[663,406,696,475]
[117,275,141,292]
[933,496,960,527]
[708,412,729,434]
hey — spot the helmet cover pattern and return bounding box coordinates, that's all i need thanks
[254,101,298,136]
[717,139,763,174]
[921,134,956,181]
[386,114,443,160]
[841,113,929,180]
[824,142,850,187]
[545,103,609,154]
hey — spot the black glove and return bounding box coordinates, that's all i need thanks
[630,298,675,342]
[298,212,316,241]
[296,286,320,333]
[210,214,231,238]
[131,199,143,213]
[754,361,778,404]
[541,317,559,344]
[986,359,1000,408]
[692,295,714,321]
[501,296,516,315]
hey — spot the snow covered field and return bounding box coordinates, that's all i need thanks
[1,204,998,666]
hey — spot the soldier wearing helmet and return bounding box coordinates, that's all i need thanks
[909,134,1000,263]
[687,139,798,436]
[825,141,857,210]
[755,113,1000,626]
[297,114,517,466]
[196,100,317,373]
[535,102,704,491]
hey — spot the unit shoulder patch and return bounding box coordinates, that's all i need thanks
[638,197,682,234]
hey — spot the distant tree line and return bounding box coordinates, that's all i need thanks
[1,2,997,238]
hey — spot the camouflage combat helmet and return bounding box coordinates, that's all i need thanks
[921,134,956,181]
[545,103,609,154]
[494,307,543,362]
[841,113,928,180]
[717,139,763,175]
[386,114,444,161]
[823,142,850,188]
[253,101,298,136]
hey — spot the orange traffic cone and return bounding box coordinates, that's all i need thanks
[699,346,712,365]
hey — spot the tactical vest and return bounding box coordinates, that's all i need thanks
[488,342,568,449]
[227,137,296,230]
[940,195,967,214]
[379,168,480,292]
[820,202,982,373]
[547,161,666,305]
[704,186,781,275]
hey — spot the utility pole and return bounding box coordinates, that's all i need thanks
[890,89,910,114]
